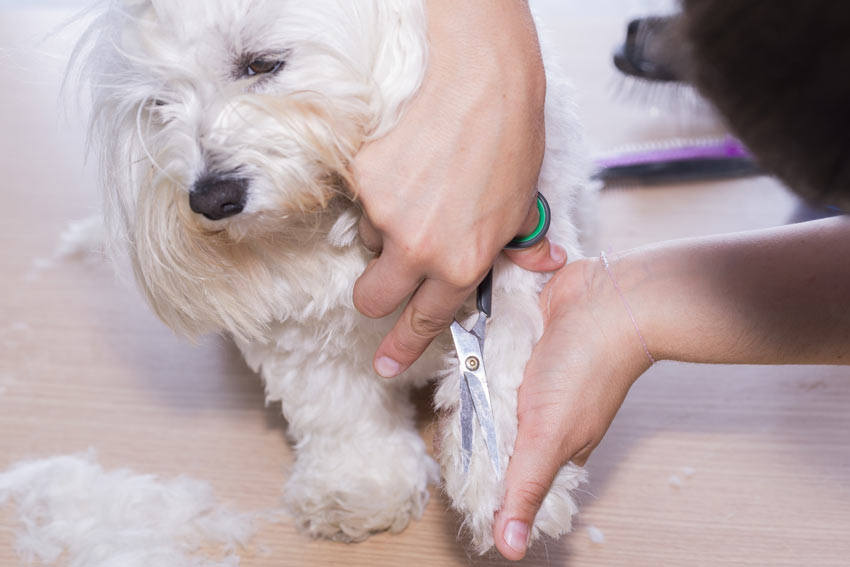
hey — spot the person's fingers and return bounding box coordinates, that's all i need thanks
[358,216,383,253]
[493,401,567,561]
[372,278,473,378]
[353,251,422,319]
[504,238,567,273]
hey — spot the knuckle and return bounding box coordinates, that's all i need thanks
[512,482,549,514]
[353,287,391,319]
[442,259,490,290]
[387,334,422,359]
[407,305,452,339]
[451,270,483,291]
[401,231,439,266]
[354,299,383,319]
[404,244,431,266]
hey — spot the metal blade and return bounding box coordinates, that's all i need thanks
[450,318,483,362]
[464,370,501,477]
[459,372,474,473]
[451,309,499,477]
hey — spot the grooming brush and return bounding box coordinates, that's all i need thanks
[593,136,762,185]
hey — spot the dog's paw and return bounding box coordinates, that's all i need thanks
[286,483,429,542]
[436,410,504,553]
[285,447,438,542]
[441,448,586,553]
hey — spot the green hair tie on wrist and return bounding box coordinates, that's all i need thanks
[505,193,551,250]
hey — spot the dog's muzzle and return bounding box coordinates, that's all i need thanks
[190,177,248,221]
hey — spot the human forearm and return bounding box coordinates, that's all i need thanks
[384,0,547,234]
[609,217,850,366]
[424,0,546,131]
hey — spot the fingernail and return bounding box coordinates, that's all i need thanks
[504,520,530,554]
[550,243,567,264]
[375,356,401,378]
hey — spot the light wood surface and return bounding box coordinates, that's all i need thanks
[2,3,849,566]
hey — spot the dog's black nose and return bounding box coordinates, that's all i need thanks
[190,177,248,220]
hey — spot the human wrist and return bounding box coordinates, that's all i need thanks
[598,244,712,366]
[542,257,653,386]
[588,251,658,377]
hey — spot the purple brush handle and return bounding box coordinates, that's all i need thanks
[595,136,752,169]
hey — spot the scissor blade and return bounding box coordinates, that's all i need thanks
[459,372,474,473]
[451,315,500,477]
[464,371,501,477]
[450,319,482,361]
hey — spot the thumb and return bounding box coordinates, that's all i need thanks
[493,415,565,560]
[504,238,567,273]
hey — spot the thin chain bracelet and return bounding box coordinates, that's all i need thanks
[599,251,656,366]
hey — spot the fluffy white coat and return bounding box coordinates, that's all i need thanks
[77,0,590,552]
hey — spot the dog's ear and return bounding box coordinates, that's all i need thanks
[363,1,429,139]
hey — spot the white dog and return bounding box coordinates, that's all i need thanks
[77,0,590,553]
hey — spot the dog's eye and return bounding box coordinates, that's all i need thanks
[246,59,283,76]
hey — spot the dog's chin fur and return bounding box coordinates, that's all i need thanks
[78,0,591,552]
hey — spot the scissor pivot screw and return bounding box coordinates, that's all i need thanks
[465,356,480,371]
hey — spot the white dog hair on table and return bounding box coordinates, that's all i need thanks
[74,0,590,553]
[0,452,256,566]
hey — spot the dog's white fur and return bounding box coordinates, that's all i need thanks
[78,0,589,552]
[0,452,256,566]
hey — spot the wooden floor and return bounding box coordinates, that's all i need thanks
[2,3,849,566]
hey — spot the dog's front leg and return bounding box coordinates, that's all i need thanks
[435,265,586,553]
[257,352,438,542]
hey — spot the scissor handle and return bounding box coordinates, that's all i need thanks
[475,193,551,318]
[476,269,493,317]
[504,193,551,250]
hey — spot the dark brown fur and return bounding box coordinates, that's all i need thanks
[677,0,850,203]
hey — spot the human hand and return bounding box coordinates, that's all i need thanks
[352,0,567,379]
[492,255,654,560]
[494,216,850,559]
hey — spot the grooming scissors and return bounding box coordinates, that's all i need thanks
[449,193,551,477]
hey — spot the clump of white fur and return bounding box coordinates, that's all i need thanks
[0,452,257,567]
[587,525,605,544]
[27,215,105,280]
